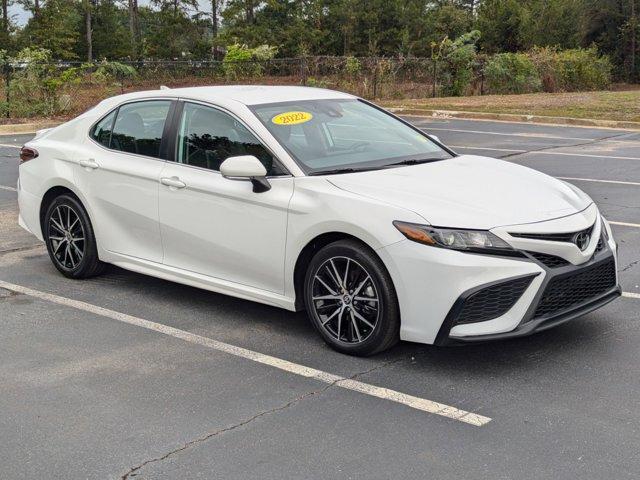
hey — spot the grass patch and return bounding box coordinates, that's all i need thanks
[381,89,640,123]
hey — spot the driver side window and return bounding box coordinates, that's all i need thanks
[176,102,284,176]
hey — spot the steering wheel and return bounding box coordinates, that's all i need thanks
[349,141,370,152]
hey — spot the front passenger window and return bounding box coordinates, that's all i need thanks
[110,100,171,158]
[176,102,284,175]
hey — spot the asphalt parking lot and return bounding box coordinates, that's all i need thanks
[1,117,639,479]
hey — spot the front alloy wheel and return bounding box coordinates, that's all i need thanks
[311,256,380,344]
[304,239,400,356]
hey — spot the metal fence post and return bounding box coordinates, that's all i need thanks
[3,64,9,119]
[300,57,307,85]
[372,59,378,99]
[432,58,437,98]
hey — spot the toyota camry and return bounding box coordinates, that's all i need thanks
[17,86,621,356]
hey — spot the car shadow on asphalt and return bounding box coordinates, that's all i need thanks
[94,263,618,376]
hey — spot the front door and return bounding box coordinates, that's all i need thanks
[158,101,293,294]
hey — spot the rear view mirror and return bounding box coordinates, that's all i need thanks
[220,155,271,193]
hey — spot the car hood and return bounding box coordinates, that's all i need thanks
[327,155,592,230]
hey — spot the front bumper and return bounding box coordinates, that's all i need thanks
[439,284,620,345]
[378,217,619,345]
[435,248,620,345]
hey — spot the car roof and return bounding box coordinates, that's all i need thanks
[102,85,355,107]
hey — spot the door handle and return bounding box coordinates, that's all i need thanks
[79,159,99,170]
[160,176,186,189]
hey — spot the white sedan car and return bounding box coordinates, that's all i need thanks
[17,86,620,356]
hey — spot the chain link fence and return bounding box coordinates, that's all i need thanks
[1,56,487,121]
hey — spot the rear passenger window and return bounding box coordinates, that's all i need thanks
[109,101,172,158]
[91,110,116,147]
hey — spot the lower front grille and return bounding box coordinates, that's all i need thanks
[533,258,616,319]
[456,275,535,325]
[527,251,569,268]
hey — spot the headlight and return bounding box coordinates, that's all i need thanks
[393,221,514,254]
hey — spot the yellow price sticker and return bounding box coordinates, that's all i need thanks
[271,111,313,126]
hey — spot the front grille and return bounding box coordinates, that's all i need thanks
[527,251,569,268]
[456,275,535,325]
[533,258,616,319]
[510,223,595,243]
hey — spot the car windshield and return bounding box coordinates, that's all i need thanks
[251,99,452,175]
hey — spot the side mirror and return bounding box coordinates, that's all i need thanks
[427,134,442,144]
[220,155,271,193]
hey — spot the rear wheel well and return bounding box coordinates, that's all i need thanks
[39,186,79,236]
[293,232,375,310]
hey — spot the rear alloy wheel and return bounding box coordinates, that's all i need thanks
[44,195,104,279]
[304,240,400,356]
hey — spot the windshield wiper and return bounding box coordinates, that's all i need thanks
[308,158,443,176]
[308,167,377,176]
[383,158,443,167]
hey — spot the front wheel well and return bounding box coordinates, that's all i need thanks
[39,186,80,236]
[293,232,376,311]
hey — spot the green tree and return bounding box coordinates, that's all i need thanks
[476,0,524,53]
[17,0,81,59]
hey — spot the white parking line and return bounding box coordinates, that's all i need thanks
[558,177,640,187]
[0,279,492,427]
[451,143,640,161]
[610,221,640,228]
[0,143,21,149]
[422,127,594,142]
[534,151,640,161]
[0,185,17,192]
[449,145,527,153]
[623,292,640,299]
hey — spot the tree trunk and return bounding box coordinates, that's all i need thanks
[34,0,40,17]
[2,0,8,35]
[632,0,637,81]
[129,0,140,59]
[211,0,218,37]
[245,0,254,24]
[85,0,93,62]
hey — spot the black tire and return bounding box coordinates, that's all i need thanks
[43,194,105,279]
[304,239,400,356]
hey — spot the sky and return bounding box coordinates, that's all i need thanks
[8,1,208,27]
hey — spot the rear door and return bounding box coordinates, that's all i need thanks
[77,99,174,263]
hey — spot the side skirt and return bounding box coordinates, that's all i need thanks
[103,251,297,311]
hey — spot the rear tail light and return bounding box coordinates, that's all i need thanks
[20,146,39,164]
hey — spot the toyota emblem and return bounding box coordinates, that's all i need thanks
[573,231,590,251]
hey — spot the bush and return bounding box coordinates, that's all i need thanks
[527,46,612,92]
[435,30,481,97]
[485,52,541,94]
[556,47,612,91]
[223,44,277,80]
[345,56,361,76]
[93,61,137,85]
